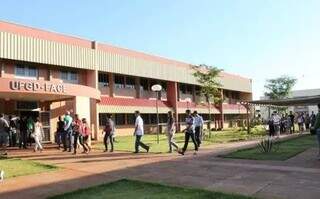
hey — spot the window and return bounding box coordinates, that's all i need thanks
[115,114,125,125]
[140,78,149,90]
[15,65,38,79]
[160,81,167,91]
[114,75,125,89]
[99,113,108,126]
[16,101,38,110]
[141,114,150,124]
[125,76,135,89]
[98,73,109,85]
[127,114,135,125]
[159,114,167,123]
[60,71,78,83]
[179,84,186,94]
[150,114,157,124]
[186,84,193,94]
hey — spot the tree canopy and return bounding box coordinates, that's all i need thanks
[193,64,223,103]
[264,76,297,100]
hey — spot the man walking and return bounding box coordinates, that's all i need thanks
[63,111,73,152]
[193,111,204,147]
[166,111,179,153]
[134,111,149,153]
[178,110,198,155]
[272,111,281,138]
[19,116,28,149]
[103,114,115,152]
[289,111,295,133]
[0,114,9,156]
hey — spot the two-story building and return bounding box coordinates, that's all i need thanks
[0,21,252,141]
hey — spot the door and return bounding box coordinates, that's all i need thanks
[40,111,51,142]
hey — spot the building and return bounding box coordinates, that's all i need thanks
[0,21,252,142]
[258,88,320,120]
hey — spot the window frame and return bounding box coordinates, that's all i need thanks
[15,65,38,80]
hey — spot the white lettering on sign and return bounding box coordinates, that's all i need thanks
[10,81,66,93]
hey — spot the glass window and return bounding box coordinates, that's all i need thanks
[140,78,149,90]
[186,84,193,94]
[125,76,135,89]
[115,114,125,125]
[99,113,108,126]
[60,71,78,83]
[159,114,167,123]
[60,71,68,80]
[141,114,150,124]
[98,73,109,85]
[114,75,125,89]
[127,114,135,125]
[15,65,38,79]
[150,114,157,124]
[70,72,78,81]
[179,84,186,94]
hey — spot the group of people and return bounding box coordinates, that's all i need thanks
[267,110,317,137]
[101,110,204,155]
[0,113,45,155]
[55,111,91,154]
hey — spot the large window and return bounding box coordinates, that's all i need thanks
[60,71,78,84]
[115,114,126,125]
[114,75,125,89]
[99,113,108,126]
[125,76,135,89]
[140,78,149,90]
[127,114,136,125]
[98,73,109,86]
[15,65,38,79]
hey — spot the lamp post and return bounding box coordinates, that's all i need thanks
[151,84,162,144]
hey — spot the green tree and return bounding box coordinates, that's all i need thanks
[193,64,223,137]
[264,76,297,100]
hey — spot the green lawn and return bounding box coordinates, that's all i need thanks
[94,126,267,153]
[0,158,57,178]
[48,179,256,199]
[223,135,317,161]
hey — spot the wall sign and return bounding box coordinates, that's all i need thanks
[9,80,66,93]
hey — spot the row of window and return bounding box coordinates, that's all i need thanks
[98,73,167,91]
[15,65,79,83]
[99,113,168,126]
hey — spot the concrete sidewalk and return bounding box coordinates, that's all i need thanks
[1,133,319,199]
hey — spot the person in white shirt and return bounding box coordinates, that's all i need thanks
[32,117,44,152]
[134,111,149,153]
[178,110,198,155]
[272,111,281,138]
[193,111,204,147]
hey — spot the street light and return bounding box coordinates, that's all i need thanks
[151,84,162,144]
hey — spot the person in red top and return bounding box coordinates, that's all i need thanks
[72,114,82,155]
[80,118,91,154]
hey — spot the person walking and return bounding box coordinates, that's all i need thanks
[193,111,204,147]
[80,118,91,154]
[268,114,275,137]
[103,114,115,152]
[56,116,64,149]
[297,113,305,133]
[178,110,198,155]
[32,117,44,152]
[272,111,281,138]
[19,116,28,149]
[133,111,150,153]
[26,116,34,146]
[0,113,9,156]
[72,114,82,155]
[313,104,320,160]
[289,111,295,133]
[311,111,316,127]
[8,115,17,147]
[166,111,179,153]
[63,111,73,152]
[305,113,311,130]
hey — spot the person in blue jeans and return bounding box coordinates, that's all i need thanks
[313,103,320,160]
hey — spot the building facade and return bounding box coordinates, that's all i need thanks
[0,21,252,141]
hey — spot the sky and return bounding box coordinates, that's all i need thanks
[1,0,320,99]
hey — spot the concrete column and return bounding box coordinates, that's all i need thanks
[220,89,224,129]
[167,81,179,130]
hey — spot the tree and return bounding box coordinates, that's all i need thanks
[264,76,297,100]
[264,76,297,114]
[193,64,223,137]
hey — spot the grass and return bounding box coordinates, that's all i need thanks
[223,135,317,161]
[94,126,267,153]
[48,179,256,199]
[0,158,58,178]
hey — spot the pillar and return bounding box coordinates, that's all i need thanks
[167,81,179,130]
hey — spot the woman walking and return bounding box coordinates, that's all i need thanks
[80,118,91,154]
[33,117,44,152]
[166,111,179,153]
[72,114,82,155]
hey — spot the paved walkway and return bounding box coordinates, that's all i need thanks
[1,133,319,199]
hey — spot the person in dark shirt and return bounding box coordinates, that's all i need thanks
[9,115,17,147]
[19,116,28,149]
[56,116,65,149]
[289,111,295,134]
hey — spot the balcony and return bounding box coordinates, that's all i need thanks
[114,88,136,98]
[98,83,110,96]
[140,90,167,100]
